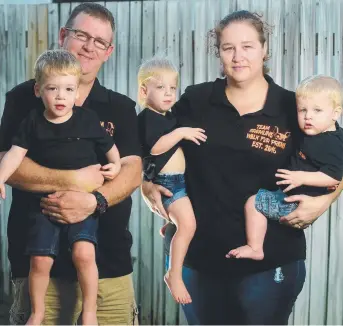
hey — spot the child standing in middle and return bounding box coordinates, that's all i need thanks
[137,57,207,304]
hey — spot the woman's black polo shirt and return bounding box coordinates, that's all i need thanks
[165,77,305,276]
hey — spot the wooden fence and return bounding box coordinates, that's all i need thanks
[0,0,343,324]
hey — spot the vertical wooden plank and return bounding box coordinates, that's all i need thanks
[206,0,220,82]
[292,1,316,325]
[6,5,16,90]
[104,1,117,91]
[179,0,193,94]
[15,4,26,85]
[193,0,208,84]
[27,6,37,83]
[267,0,284,85]
[0,4,8,303]
[327,2,343,322]
[153,1,168,324]
[114,1,129,94]
[284,0,300,91]
[127,0,142,305]
[140,2,154,324]
[37,5,48,58]
[59,2,71,30]
[306,1,330,324]
[48,3,59,50]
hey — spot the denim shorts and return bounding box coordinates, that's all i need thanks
[153,173,187,209]
[26,210,98,257]
[255,188,298,221]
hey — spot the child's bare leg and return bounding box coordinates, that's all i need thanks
[227,195,266,260]
[72,241,98,325]
[27,255,54,325]
[164,196,196,304]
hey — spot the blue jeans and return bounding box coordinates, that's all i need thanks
[154,173,187,209]
[255,188,298,221]
[166,257,305,325]
[26,211,98,256]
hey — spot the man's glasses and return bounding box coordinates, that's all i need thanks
[65,27,112,50]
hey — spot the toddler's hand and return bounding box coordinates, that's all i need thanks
[101,163,121,180]
[275,169,303,192]
[179,127,207,145]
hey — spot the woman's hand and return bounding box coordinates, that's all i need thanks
[280,193,331,229]
[141,180,172,219]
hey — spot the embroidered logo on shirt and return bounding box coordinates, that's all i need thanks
[246,125,291,154]
[100,121,115,136]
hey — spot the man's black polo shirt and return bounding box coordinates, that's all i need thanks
[0,79,141,279]
[165,77,306,276]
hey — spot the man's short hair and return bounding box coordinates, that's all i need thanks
[65,3,115,32]
[34,49,82,84]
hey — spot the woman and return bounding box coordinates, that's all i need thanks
[142,10,341,325]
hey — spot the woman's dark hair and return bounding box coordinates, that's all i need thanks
[65,3,115,32]
[208,10,272,74]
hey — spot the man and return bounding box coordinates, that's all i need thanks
[0,3,142,325]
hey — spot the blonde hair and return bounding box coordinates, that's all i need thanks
[137,56,178,107]
[296,75,343,109]
[34,49,82,84]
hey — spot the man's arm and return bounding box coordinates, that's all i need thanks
[98,155,142,207]
[2,154,104,193]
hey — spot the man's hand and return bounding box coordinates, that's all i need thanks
[141,181,172,220]
[73,164,104,192]
[280,194,330,229]
[275,169,304,192]
[101,163,121,180]
[40,191,97,224]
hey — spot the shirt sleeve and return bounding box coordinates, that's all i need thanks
[311,135,343,181]
[11,113,35,150]
[0,84,35,151]
[111,95,141,158]
[171,87,193,127]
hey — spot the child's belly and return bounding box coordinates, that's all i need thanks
[160,147,186,173]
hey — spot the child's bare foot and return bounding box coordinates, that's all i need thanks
[226,245,264,260]
[164,270,192,304]
[82,311,98,325]
[159,222,169,238]
[26,312,44,325]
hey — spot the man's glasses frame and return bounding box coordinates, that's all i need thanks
[64,27,112,50]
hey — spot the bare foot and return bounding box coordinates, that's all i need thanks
[26,312,44,325]
[164,270,192,304]
[226,245,264,260]
[82,311,98,325]
[159,222,169,238]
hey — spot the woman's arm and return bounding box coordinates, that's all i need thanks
[280,179,343,228]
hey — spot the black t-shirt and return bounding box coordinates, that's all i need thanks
[165,76,305,277]
[13,107,113,170]
[0,79,141,279]
[138,108,179,180]
[287,123,343,196]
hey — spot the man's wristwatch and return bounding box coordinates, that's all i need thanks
[92,191,108,217]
